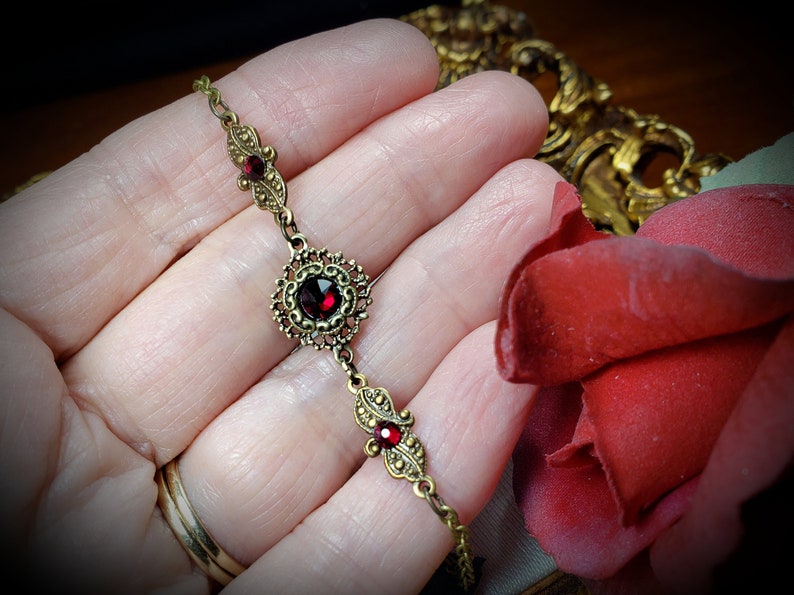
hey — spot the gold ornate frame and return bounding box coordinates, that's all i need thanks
[403,0,732,236]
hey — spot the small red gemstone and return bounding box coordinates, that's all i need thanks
[299,276,342,321]
[243,155,266,181]
[373,421,402,448]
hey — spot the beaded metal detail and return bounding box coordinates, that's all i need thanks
[193,75,475,591]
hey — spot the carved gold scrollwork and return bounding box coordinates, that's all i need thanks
[403,0,733,235]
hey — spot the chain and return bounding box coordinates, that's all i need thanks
[193,75,237,128]
[195,77,476,592]
[276,207,302,247]
[336,323,475,590]
[415,476,476,591]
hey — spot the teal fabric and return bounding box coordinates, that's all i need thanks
[700,132,794,191]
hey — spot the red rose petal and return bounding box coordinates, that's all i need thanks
[649,314,794,593]
[496,181,606,381]
[498,237,794,385]
[512,384,698,579]
[637,184,794,280]
[546,399,598,469]
[496,184,794,386]
[576,321,781,525]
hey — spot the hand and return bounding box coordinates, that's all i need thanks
[0,19,562,594]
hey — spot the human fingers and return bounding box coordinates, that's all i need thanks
[0,306,198,594]
[0,308,64,549]
[224,322,540,594]
[0,19,439,360]
[63,71,550,463]
[173,160,562,564]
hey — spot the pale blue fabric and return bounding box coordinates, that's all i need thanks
[470,459,557,594]
[700,132,794,191]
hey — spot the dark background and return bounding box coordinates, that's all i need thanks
[2,0,791,194]
[4,1,430,109]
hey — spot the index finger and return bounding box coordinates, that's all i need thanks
[0,19,440,360]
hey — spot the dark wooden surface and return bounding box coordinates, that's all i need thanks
[1,0,791,195]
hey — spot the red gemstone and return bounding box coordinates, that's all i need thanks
[373,421,402,448]
[299,276,342,321]
[243,155,266,181]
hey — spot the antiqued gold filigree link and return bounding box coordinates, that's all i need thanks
[415,475,476,591]
[402,0,733,235]
[194,75,236,127]
[195,76,475,592]
[354,383,476,591]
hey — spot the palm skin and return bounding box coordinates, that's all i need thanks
[0,18,562,595]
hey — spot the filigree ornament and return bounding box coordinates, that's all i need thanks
[270,246,371,349]
[226,123,287,213]
[193,73,476,592]
[403,0,733,235]
[354,386,427,482]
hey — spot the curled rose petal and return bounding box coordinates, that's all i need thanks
[649,315,794,593]
[496,186,794,386]
[496,181,607,382]
[569,321,782,525]
[512,384,698,580]
[500,183,794,584]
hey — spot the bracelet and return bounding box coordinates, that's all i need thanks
[157,75,476,592]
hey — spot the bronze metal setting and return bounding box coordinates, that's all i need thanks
[227,124,287,213]
[190,75,476,591]
[271,246,371,349]
[354,386,427,481]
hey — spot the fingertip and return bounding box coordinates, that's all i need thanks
[510,72,551,157]
[218,18,441,174]
[478,69,550,158]
[355,18,441,92]
[434,69,550,163]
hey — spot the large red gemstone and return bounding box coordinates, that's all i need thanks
[243,155,266,181]
[299,276,342,321]
[373,421,402,449]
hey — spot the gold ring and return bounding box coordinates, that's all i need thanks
[155,458,247,585]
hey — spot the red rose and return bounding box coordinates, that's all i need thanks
[496,182,794,593]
